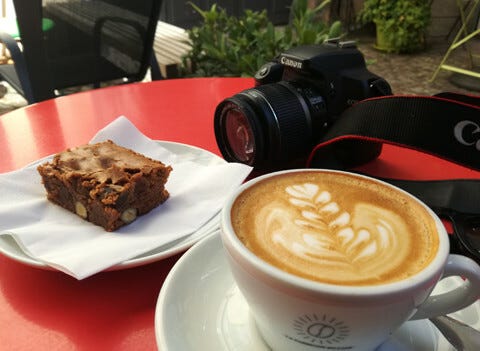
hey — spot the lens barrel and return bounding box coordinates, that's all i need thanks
[214,82,326,169]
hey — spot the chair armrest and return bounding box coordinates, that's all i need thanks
[0,30,34,102]
[0,31,22,62]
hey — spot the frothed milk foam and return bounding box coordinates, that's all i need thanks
[231,171,439,285]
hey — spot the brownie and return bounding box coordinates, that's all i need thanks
[37,140,172,231]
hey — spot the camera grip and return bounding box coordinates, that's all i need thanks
[410,254,480,320]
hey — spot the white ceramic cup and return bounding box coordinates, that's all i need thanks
[220,169,480,351]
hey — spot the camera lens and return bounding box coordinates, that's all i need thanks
[214,82,327,169]
[223,107,255,164]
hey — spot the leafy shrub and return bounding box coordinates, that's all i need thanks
[357,0,431,53]
[181,0,343,77]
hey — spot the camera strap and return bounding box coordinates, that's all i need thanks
[307,93,480,213]
[308,93,480,170]
[375,178,480,214]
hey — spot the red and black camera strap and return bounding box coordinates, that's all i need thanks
[308,93,480,170]
[307,93,480,215]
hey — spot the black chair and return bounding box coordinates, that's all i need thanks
[0,0,163,104]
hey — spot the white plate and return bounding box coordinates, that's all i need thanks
[0,141,225,271]
[155,232,480,351]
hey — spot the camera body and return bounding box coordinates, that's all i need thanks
[214,41,392,169]
[255,40,392,116]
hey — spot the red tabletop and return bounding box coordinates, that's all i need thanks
[0,77,479,350]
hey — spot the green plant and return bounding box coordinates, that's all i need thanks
[358,0,431,53]
[286,0,343,46]
[181,0,343,77]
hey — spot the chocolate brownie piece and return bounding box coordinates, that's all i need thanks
[37,140,172,231]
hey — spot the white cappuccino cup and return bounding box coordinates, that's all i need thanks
[220,169,480,351]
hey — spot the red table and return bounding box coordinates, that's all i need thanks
[0,77,479,350]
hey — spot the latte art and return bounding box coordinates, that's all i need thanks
[258,183,410,283]
[231,171,438,285]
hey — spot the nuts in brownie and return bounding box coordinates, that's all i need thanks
[37,140,172,231]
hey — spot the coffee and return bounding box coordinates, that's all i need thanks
[231,171,439,286]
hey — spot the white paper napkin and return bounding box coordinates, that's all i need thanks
[0,116,252,279]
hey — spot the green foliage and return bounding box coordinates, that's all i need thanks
[358,0,431,53]
[287,0,342,45]
[181,0,343,77]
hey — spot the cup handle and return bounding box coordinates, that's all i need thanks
[411,254,480,320]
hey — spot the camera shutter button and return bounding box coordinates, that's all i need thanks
[254,62,284,85]
[257,66,269,78]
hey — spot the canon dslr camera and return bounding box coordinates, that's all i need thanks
[214,40,392,169]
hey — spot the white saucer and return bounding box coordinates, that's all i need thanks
[0,141,224,271]
[155,232,480,351]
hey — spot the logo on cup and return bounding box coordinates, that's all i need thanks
[287,313,350,349]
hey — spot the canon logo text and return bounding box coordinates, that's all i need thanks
[280,56,303,69]
[454,120,480,150]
